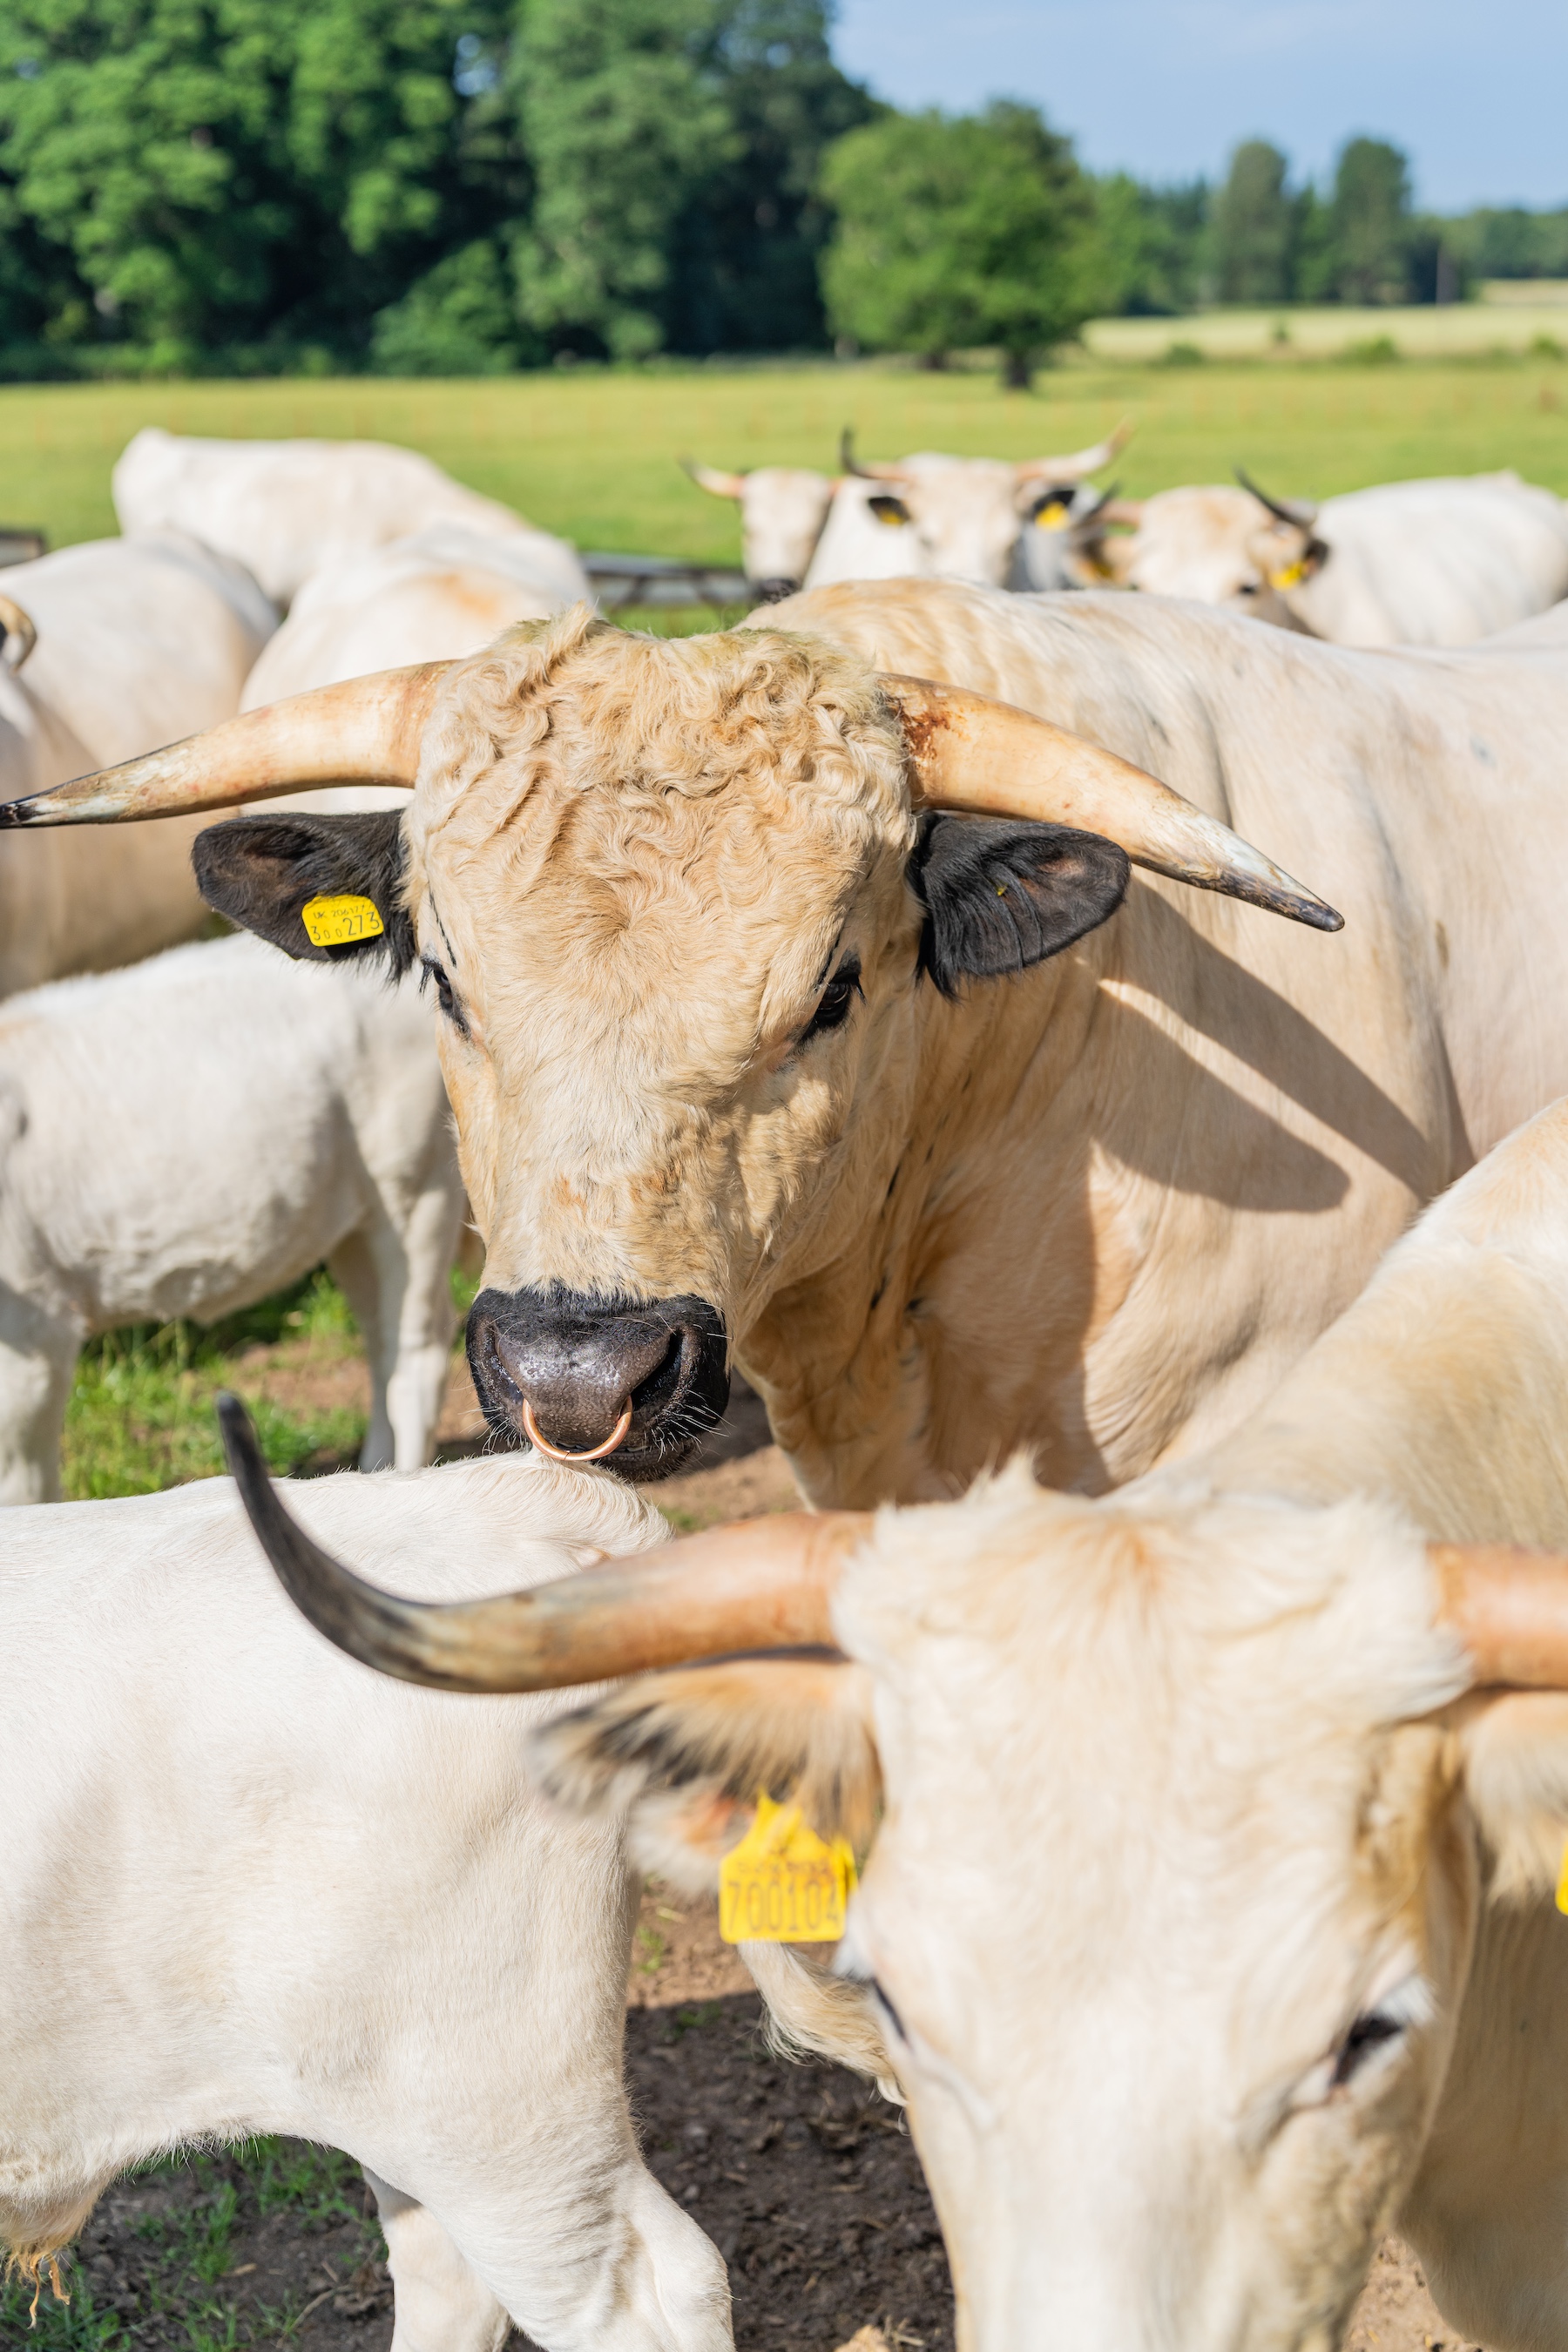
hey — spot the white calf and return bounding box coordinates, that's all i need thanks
[0,1452,732,2352]
[0,935,463,1500]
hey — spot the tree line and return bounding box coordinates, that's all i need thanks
[0,0,1562,381]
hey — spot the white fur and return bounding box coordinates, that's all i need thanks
[0,935,465,1500]
[0,533,277,996]
[112,429,585,613]
[0,1453,732,2352]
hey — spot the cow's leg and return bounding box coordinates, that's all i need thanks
[331,1186,458,1474]
[0,1305,77,1504]
[362,2171,510,2352]
[325,1228,396,1470]
[426,2139,733,2352]
[382,1179,461,1471]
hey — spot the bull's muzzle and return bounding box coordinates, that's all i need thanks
[465,1288,729,1479]
[746,577,799,604]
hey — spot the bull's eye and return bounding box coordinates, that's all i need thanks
[1330,2008,1404,2089]
[801,953,863,1044]
[420,953,469,1036]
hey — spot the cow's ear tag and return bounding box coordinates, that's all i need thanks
[719,1791,857,1944]
[1269,559,1308,590]
[301,894,385,948]
[1555,1838,1568,1916]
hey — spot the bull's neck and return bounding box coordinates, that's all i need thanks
[740,923,1123,1506]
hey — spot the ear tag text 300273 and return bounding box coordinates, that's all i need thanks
[720,1792,857,1944]
[301,895,385,949]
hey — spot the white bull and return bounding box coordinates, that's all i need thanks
[112,429,544,611]
[0,532,276,998]
[804,427,1129,591]
[0,1448,732,2352]
[0,934,464,1500]
[1098,470,1568,645]
[249,1092,1568,2352]
[30,578,1568,1511]
[680,460,837,601]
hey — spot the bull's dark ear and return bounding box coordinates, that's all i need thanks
[908,815,1129,998]
[193,813,414,974]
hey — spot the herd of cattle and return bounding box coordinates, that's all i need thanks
[8,416,1568,2352]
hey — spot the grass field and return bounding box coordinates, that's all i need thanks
[5,348,1568,561]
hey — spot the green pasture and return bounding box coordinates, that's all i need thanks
[5,348,1568,562]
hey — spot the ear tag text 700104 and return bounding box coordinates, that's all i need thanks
[719,1792,857,1944]
[301,895,385,949]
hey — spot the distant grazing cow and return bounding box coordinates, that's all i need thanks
[244,1092,1568,2352]
[0,532,275,998]
[1092,470,1568,645]
[680,460,837,601]
[0,935,463,1500]
[803,426,1129,590]
[0,1448,732,2352]
[28,580,1568,1516]
[112,429,540,610]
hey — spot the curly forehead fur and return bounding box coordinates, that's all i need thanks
[406,602,916,874]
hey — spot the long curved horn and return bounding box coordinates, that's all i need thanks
[839,427,907,484]
[0,662,449,827]
[1430,1541,1568,1688]
[1015,418,1134,485]
[681,457,747,500]
[883,675,1343,932]
[218,1392,865,1693]
[0,592,37,673]
[1235,465,1320,531]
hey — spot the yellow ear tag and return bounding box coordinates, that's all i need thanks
[301,895,385,949]
[1269,559,1308,590]
[1555,1838,1568,1916]
[1037,504,1072,531]
[719,1791,858,1943]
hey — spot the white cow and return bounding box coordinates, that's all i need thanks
[0,934,464,1500]
[242,522,590,711]
[250,1093,1568,2352]
[804,428,1129,591]
[1098,470,1568,645]
[0,532,276,997]
[112,429,547,611]
[680,460,837,601]
[0,1448,731,2352]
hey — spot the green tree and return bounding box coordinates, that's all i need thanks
[507,0,735,362]
[664,0,875,354]
[0,0,513,368]
[1325,135,1413,304]
[1090,171,1207,316]
[820,101,1095,386]
[1209,139,1294,304]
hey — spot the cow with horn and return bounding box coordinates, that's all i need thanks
[804,422,1132,591]
[679,457,837,602]
[226,1089,1568,2352]
[11,576,1568,1507]
[1085,467,1568,646]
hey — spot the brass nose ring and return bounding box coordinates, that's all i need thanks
[520,1396,634,1463]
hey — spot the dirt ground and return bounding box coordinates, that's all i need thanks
[30,1361,1475,2352]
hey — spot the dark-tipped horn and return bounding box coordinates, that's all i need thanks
[1235,466,1320,531]
[218,1392,867,1693]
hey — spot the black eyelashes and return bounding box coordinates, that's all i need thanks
[420,954,469,1036]
[1331,2010,1403,2089]
[801,953,863,1044]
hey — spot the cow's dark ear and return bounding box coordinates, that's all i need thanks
[908,815,1129,998]
[193,813,415,974]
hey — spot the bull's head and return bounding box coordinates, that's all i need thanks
[0,607,1336,1476]
[223,1397,1568,2352]
[680,459,836,600]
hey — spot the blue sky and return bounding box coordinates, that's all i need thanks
[831,0,1567,213]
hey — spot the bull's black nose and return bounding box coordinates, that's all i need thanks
[465,1288,729,1479]
[747,577,799,604]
